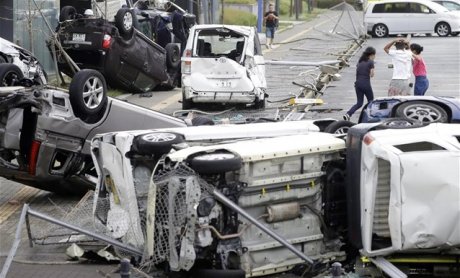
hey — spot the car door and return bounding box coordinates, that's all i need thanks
[408,2,438,33]
[388,2,412,33]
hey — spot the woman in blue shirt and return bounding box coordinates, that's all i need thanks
[343,46,376,121]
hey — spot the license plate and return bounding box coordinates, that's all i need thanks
[218,80,232,88]
[72,33,86,42]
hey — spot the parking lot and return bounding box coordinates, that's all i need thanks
[1,7,460,278]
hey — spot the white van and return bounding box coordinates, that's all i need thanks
[181,25,267,109]
[364,0,460,37]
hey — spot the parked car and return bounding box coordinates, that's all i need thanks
[181,24,267,109]
[0,37,47,85]
[54,0,195,93]
[0,66,188,194]
[364,0,460,37]
[432,0,460,10]
[91,120,460,277]
[325,96,460,134]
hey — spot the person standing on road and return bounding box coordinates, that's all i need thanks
[410,43,429,96]
[343,46,376,121]
[384,39,412,96]
[264,3,279,49]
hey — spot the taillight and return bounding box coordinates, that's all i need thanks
[102,34,112,49]
[28,140,41,175]
[183,49,191,74]
[363,134,375,145]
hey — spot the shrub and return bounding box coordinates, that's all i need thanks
[223,8,257,26]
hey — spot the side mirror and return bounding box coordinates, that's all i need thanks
[140,11,149,18]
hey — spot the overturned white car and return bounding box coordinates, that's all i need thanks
[91,120,460,277]
[181,25,267,109]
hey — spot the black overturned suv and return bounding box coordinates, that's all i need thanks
[54,0,195,93]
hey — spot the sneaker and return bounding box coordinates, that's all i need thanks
[343,114,350,121]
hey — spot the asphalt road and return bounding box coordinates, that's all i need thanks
[0,7,459,278]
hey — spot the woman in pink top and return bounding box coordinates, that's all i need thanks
[410,43,429,96]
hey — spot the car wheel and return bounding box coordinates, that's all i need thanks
[394,101,448,124]
[435,22,450,37]
[325,120,355,135]
[372,24,388,38]
[191,116,214,126]
[188,152,242,175]
[134,132,185,155]
[115,8,136,39]
[0,64,23,86]
[374,118,423,130]
[69,69,108,123]
[165,43,181,69]
[182,89,193,110]
[59,6,77,22]
[451,32,459,37]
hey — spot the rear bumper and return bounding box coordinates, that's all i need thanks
[183,86,264,104]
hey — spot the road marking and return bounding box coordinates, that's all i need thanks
[0,187,40,224]
[150,91,182,111]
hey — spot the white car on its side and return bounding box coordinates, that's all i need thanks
[0,37,47,85]
[181,25,267,109]
[364,0,460,37]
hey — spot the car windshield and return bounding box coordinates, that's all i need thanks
[194,28,246,57]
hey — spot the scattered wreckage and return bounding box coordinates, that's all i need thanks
[54,0,195,92]
[181,25,267,109]
[0,37,48,86]
[87,120,460,277]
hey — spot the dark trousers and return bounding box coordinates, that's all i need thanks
[347,82,374,116]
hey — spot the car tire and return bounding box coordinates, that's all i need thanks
[115,8,136,40]
[69,69,108,124]
[394,101,448,124]
[133,132,185,155]
[165,43,181,69]
[372,24,388,38]
[0,64,23,86]
[188,151,242,175]
[182,89,193,110]
[435,22,450,37]
[59,6,77,22]
[373,118,423,130]
[191,116,214,126]
[325,120,355,135]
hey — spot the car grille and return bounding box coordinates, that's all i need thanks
[373,158,391,237]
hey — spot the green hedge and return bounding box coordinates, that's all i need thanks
[223,8,257,26]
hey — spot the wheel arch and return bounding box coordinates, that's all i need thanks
[390,100,452,122]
